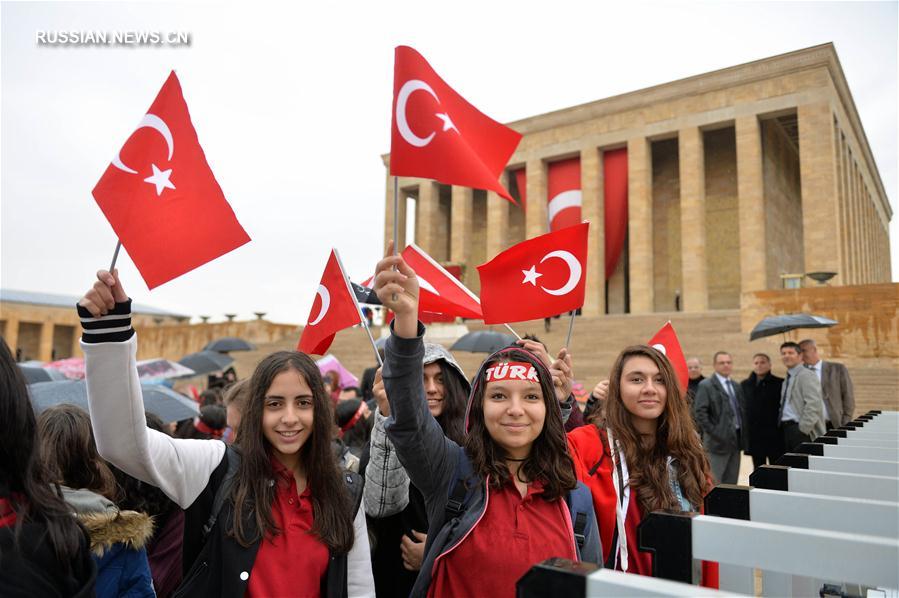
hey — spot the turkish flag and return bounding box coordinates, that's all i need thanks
[92,71,250,289]
[390,46,521,202]
[298,250,361,355]
[401,244,482,319]
[547,157,582,231]
[648,322,689,393]
[477,222,589,324]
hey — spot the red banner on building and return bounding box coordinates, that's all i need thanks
[547,157,581,232]
[603,148,628,279]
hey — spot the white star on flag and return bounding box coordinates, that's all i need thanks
[521,265,542,286]
[436,112,458,133]
[144,164,176,196]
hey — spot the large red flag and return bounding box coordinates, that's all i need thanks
[92,71,250,289]
[648,321,689,393]
[390,46,521,202]
[547,157,582,231]
[298,250,362,355]
[401,243,482,319]
[477,222,589,324]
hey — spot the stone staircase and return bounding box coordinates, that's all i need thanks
[232,310,898,415]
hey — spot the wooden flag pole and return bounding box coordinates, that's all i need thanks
[334,248,383,367]
[109,240,122,272]
[564,310,576,349]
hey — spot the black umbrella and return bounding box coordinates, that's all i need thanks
[18,364,67,384]
[29,380,199,424]
[203,337,257,353]
[178,350,234,376]
[450,330,517,354]
[749,313,838,341]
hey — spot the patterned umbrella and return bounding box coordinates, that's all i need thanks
[137,358,196,380]
[316,354,359,388]
[29,380,199,424]
[45,357,86,380]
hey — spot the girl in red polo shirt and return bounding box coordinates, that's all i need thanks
[567,345,716,585]
[77,269,374,598]
[372,249,600,598]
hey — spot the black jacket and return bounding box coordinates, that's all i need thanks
[741,372,785,459]
[175,449,363,598]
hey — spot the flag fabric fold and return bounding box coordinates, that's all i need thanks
[298,250,362,355]
[647,321,689,393]
[92,71,250,289]
[390,45,521,202]
[401,243,482,319]
[477,222,589,324]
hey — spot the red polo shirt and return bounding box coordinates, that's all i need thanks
[428,477,577,598]
[246,455,329,598]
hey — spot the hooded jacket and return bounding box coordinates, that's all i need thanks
[62,487,156,598]
[381,323,601,597]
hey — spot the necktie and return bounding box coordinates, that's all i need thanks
[726,380,741,428]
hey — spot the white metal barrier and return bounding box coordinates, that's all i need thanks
[778,452,899,477]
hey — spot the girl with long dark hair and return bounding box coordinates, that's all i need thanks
[37,404,156,597]
[0,340,96,597]
[567,345,716,583]
[371,249,600,598]
[77,270,373,598]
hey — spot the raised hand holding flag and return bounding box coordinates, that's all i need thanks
[401,243,482,319]
[92,71,250,289]
[390,46,521,202]
[648,321,689,393]
[477,222,589,324]
[298,250,362,356]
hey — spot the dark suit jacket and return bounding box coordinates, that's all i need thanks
[821,361,855,426]
[741,372,785,458]
[693,375,748,454]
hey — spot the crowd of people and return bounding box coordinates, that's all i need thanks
[0,251,855,597]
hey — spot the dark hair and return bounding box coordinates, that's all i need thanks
[752,353,771,362]
[335,399,372,451]
[780,341,801,354]
[600,345,711,513]
[223,379,251,410]
[37,404,118,500]
[199,387,223,407]
[231,351,353,553]
[0,339,87,571]
[464,348,576,501]
[111,412,177,519]
[712,351,731,364]
[432,360,468,445]
[339,386,362,399]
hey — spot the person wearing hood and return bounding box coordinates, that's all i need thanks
[36,404,155,598]
[372,247,600,598]
[0,341,96,598]
[363,342,469,597]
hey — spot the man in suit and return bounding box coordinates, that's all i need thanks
[741,353,785,469]
[779,341,826,452]
[694,351,748,484]
[799,339,855,429]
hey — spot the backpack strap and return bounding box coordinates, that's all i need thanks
[564,489,590,554]
[343,470,364,516]
[202,445,240,538]
[444,452,475,522]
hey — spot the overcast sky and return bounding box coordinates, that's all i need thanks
[2,1,896,324]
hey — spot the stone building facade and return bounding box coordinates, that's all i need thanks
[382,44,892,317]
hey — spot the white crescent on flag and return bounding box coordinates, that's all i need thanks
[309,284,330,326]
[539,250,582,296]
[112,113,175,174]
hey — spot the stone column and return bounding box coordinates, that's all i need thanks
[678,127,708,311]
[627,137,653,313]
[416,181,440,254]
[486,172,510,260]
[735,115,767,295]
[525,158,547,239]
[451,186,474,286]
[798,102,841,281]
[4,317,19,359]
[850,161,861,283]
[581,147,605,316]
[39,322,54,362]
